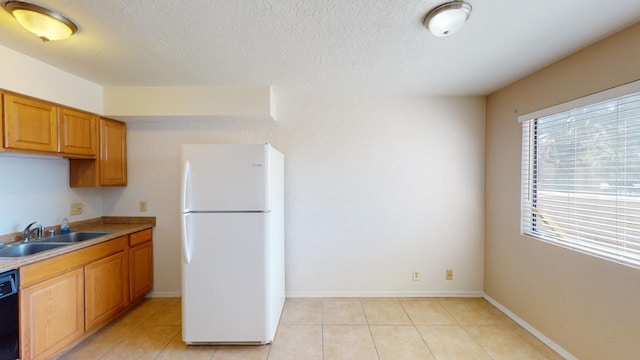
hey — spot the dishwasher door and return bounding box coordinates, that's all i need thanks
[0,269,18,360]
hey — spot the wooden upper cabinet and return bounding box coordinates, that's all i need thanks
[99,118,127,186]
[3,93,58,153]
[2,92,98,158]
[58,107,98,157]
[69,118,127,187]
[0,91,128,188]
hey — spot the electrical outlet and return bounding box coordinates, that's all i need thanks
[446,269,453,280]
[70,202,83,216]
[139,200,147,212]
[412,270,420,281]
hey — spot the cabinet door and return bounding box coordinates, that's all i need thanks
[20,268,84,360]
[99,118,127,186]
[59,107,97,156]
[3,93,57,152]
[85,251,128,331]
[0,92,3,147]
[130,242,153,302]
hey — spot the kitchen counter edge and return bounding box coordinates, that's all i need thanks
[0,216,156,272]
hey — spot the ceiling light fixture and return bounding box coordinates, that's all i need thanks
[4,1,77,42]
[424,1,472,37]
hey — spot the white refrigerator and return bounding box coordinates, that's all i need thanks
[180,143,285,345]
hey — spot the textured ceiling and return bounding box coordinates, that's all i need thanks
[0,0,639,96]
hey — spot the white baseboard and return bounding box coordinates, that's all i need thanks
[146,290,485,299]
[147,291,181,298]
[483,293,576,360]
[286,290,484,298]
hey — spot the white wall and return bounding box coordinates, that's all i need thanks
[0,153,103,235]
[0,44,485,297]
[103,95,486,297]
[0,44,103,113]
[0,45,104,236]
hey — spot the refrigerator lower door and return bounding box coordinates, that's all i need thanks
[182,212,281,344]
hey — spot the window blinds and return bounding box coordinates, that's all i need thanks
[521,91,640,268]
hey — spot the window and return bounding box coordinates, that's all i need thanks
[520,82,640,268]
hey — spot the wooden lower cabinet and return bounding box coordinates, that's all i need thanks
[18,232,153,359]
[129,241,153,302]
[129,229,153,303]
[19,237,128,359]
[85,251,129,331]
[19,268,84,360]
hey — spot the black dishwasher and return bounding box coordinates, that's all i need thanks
[0,269,18,360]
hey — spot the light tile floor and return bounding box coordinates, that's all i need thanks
[60,297,564,360]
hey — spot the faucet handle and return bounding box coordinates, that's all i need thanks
[22,221,43,241]
[23,221,37,232]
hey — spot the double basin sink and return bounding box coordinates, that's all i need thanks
[0,232,111,258]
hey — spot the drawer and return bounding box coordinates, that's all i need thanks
[129,229,152,247]
[20,236,128,288]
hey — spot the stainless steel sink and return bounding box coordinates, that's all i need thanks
[0,242,68,258]
[0,231,111,258]
[41,231,111,243]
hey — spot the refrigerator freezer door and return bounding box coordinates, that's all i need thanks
[182,212,276,344]
[181,144,269,212]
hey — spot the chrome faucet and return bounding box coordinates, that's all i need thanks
[22,222,43,242]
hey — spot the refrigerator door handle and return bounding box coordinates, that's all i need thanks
[181,213,192,264]
[181,160,190,212]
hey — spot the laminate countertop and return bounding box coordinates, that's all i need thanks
[0,216,156,272]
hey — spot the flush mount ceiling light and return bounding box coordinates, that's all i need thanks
[4,1,77,42]
[424,1,472,37]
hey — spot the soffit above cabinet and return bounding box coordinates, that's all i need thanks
[103,85,277,122]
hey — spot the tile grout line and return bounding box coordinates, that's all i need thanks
[441,299,498,360]
[140,299,180,360]
[461,325,497,360]
[360,297,382,360]
[150,299,180,360]
[264,329,274,360]
[93,303,156,360]
[398,297,438,360]
[151,331,175,360]
[68,298,171,360]
[397,297,417,326]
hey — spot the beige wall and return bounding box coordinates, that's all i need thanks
[485,22,640,359]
